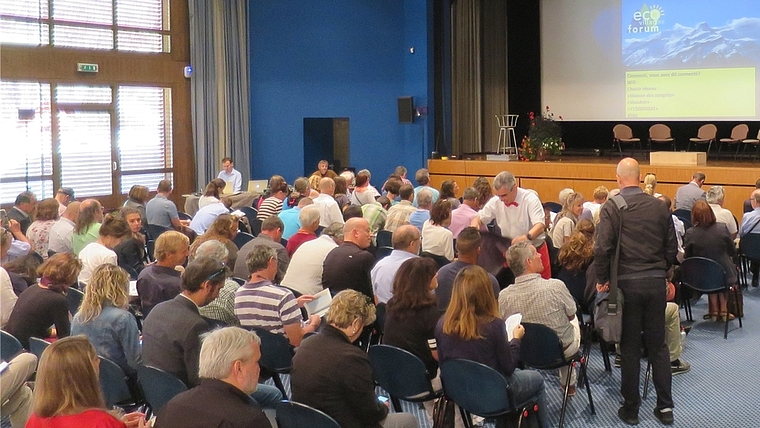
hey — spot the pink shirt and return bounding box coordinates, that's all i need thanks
[449,203,478,238]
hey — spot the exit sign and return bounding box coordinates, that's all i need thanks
[77,63,99,73]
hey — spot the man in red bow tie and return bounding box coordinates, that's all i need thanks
[471,171,551,279]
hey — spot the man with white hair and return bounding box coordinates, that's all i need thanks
[706,185,738,239]
[280,223,344,296]
[371,225,420,303]
[313,177,344,227]
[412,168,439,206]
[409,189,433,232]
[155,327,271,428]
[196,240,241,326]
[285,205,320,257]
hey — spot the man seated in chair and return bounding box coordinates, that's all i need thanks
[146,179,195,240]
[136,231,189,316]
[155,327,271,428]
[235,245,321,348]
[498,241,581,396]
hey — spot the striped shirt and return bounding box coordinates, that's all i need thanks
[256,197,283,221]
[234,279,301,335]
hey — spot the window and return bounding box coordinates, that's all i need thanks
[0,0,170,52]
[0,81,174,204]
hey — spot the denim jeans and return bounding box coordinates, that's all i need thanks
[250,383,283,409]
[509,369,547,428]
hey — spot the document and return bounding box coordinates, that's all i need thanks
[505,313,522,341]
[304,288,333,318]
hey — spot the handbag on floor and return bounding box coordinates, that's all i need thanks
[728,286,744,318]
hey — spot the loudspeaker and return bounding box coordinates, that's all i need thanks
[397,96,414,123]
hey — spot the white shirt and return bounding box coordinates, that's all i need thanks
[217,168,243,193]
[47,217,76,253]
[0,267,17,327]
[371,249,418,303]
[313,193,344,227]
[280,235,339,296]
[78,242,117,285]
[198,195,220,209]
[582,201,601,220]
[477,187,545,245]
[709,203,738,236]
[550,216,575,249]
[421,220,455,261]
[189,202,230,235]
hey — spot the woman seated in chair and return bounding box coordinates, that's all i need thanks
[550,192,584,249]
[383,257,441,424]
[26,336,148,428]
[78,215,132,286]
[435,265,547,427]
[72,264,142,396]
[290,289,418,428]
[4,253,81,349]
[124,185,149,230]
[26,198,59,260]
[421,199,454,261]
[189,214,238,270]
[198,178,226,209]
[683,200,737,322]
[114,207,147,279]
[556,220,596,306]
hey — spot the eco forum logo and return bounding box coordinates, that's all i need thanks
[627,4,664,34]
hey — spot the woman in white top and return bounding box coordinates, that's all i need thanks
[77,214,132,286]
[422,199,455,261]
[198,178,226,209]
[551,192,583,249]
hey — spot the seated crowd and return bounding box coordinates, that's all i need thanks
[1,157,759,428]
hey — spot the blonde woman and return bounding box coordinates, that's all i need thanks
[25,336,148,428]
[551,192,584,248]
[72,265,142,381]
[643,173,661,197]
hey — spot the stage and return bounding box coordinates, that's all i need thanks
[427,155,759,217]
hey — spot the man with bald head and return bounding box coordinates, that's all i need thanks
[322,218,376,299]
[370,225,420,303]
[595,158,678,425]
[47,201,81,255]
[313,177,344,228]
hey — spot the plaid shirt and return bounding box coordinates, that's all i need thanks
[199,279,240,326]
[361,202,387,234]
[384,201,416,233]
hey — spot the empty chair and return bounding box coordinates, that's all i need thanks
[519,323,595,428]
[29,337,50,360]
[718,124,749,159]
[99,356,140,408]
[0,331,24,361]
[137,365,188,417]
[739,234,760,289]
[368,345,442,412]
[276,401,340,428]
[246,326,294,398]
[66,287,85,315]
[680,257,742,339]
[146,224,171,241]
[688,124,717,154]
[376,230,393,248]
[440,359,542,427]
[740,128,760,161]
[612,124,641,157]
[233,231,255,249]
[648,124,675,151]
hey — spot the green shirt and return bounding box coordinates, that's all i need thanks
[72,223,101,256]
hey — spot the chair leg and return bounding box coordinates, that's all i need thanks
[642,360,652,400]
[582,357,596,415]
[734,287,743,329]
[460,408,474,428]
[724,310,729,339]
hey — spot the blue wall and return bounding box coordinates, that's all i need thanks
[249,0,432,182]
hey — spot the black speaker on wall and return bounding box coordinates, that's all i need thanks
[397,96,414,123]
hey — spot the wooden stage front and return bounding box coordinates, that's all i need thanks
[428,156,759,219]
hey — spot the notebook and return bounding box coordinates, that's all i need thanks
[247,180,268,193]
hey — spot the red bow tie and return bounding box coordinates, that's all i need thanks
[506,202,519,207]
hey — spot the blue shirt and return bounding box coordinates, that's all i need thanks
[370,250,418,303]
[218,169,243,193]
[278,207,302,240]
[413,185,440,207]
[146,194,179,228]
[740,208,760,236]
[189,202,230,235]
[409,209,430,232]
[72,304,142,375]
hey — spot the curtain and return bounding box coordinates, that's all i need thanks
[450,0,508,154]
[189,0,251,191]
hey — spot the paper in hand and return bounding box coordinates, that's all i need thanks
[304,288,333,318]
[505,313,522,341]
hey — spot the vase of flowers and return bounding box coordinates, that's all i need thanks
[520,106,565,161]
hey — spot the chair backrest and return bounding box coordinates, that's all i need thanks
[649,124,671,139]
[544,201,562,213]
[613,124,633,140]
[0,331,24,361]
[680,257,727,293]
[247,326,293,372]
[233,231,255,249]
[519,323,567,369]
[739,233,760,260]
[672,209,691,230]
[368,345,435,400]
[251,218,263,236]
[697,124,717,140]
[420,251,450,269]
[137,365,188,415]
[375,246,393,260]
[177,211,192,221]
[730,124,749,140]
[29,337,50,360]
[376,230,393,248]
[231,276,246,286]
[440,359,513,417]
[99,356,134,407]
[276,401,340,428]
[147,224,171,241]
[66,287,85,315]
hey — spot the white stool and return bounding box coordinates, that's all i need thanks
[495,114,519,156]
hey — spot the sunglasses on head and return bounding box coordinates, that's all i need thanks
[205,264,227,282]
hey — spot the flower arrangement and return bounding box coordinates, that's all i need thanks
[520,106,565,161]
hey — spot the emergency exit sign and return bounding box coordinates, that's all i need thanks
[77,63,99,73]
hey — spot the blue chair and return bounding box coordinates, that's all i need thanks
[239,207,259,233]
[368,345,442,412]
[519,323,595,428]
[66,287,85,315]
[99,356,139,408]
[137,365,187,417]
[276,401,340,428]
[177,211,192,221]
[739,233,760,289]
[247,326,293,399]
[681,257,742,339]
[440,359,540,428]
[29,337,50,361]
[375,246,393,260]
[673,209,692,230]
[233,231,255,249]
[231,276,246,286]
[147,224,171,241]
[376,230,393,248]
[0,331,23,361]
